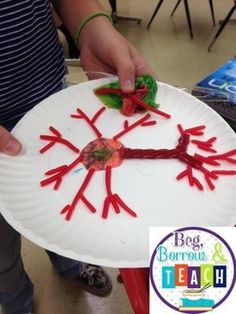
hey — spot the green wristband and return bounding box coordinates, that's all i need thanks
[74,12,112,44]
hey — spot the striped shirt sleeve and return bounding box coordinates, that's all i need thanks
[0,0,67,130]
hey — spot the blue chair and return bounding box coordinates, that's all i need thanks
[147,0,215,40]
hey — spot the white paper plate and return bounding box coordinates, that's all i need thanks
[0,79,236,267]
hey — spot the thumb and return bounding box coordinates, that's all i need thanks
[111,46,135,93]
[0,126,22,156]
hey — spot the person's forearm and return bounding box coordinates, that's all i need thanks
[52,0,108,40]
[52,0,154,91]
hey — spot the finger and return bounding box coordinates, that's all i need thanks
[0,126,22,156]
[109,45,136,93]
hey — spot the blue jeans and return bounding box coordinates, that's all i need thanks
[0,78,81,314]
[0,214,81,313]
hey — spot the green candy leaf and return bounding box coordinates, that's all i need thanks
[94,81,123,109]
[94,74,159,110]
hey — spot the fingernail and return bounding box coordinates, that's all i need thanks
[123,80,134,93]
[3,140,21,155]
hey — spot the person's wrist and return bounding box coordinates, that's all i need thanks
[75,12,112,46]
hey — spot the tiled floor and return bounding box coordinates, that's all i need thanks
[1,0,235,313]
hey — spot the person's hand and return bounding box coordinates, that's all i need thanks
[78,17,155,93]
[0,126,22,156]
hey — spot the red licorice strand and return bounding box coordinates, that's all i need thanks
[177,134,185,147]
[40,124,65,153]
[200,166,219,180]
[124,120,129,129]
[113,113,151,140]
[176,169,188,180]
[183,133,190,146]
[40,135,80,153]
[186,131,205,136]
[39,141,55,154]
[225,157,236,164]
[54,178,62,190]
[141,120,157,127]
[105,166,112,195]
[178,153,203,169]
[135,87,148,95]
[193,177,204,191]
[114,194,137,217]
[196,145,217,153]
[177,124,184,135]
[61,169,96,221]
[128,95,171,119]
[65,208,74,221]
[222,149,236,157]
[105,167,120,214]
[95,88,123,95]
[81,195,96,213]
[136,90,148,99]
[102,166,120,214]
[177,133,190,151]
[207,149,236,160]
[211,170,236,175]
[192,140,217,153]
[73,169,95,196]
[185,125,206,132]
[111,197,121,214]
[41,175,58,187]
[121,96,136,117]
[194,154,221,166]
[123,148,179,159]
[60,204,70,215]
[67,154,84,171]
[205,175,216,191]
[45,165,67,175]
[187,165,194,186]
[91,107,106,123]
[137,87,148,94]
[40,155,84,187]
[70,114,82,119]
[102,197,110,219]
[60,205,75,222]
[73,108,102,138]
[49,126,61,137]
[206,137,217,144]
[191,139,213,147]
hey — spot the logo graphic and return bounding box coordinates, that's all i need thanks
[150,227,236,313]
